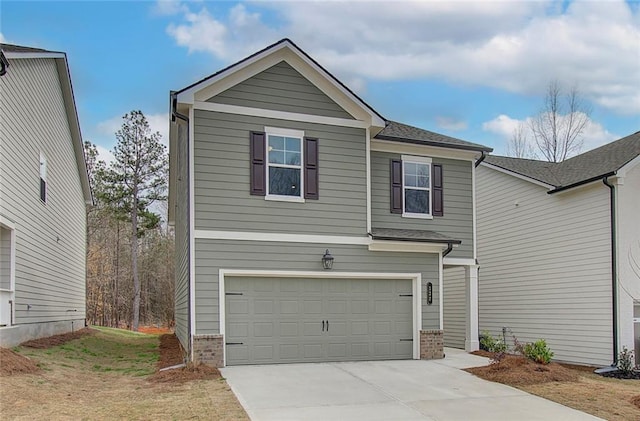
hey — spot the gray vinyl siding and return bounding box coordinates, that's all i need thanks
[173,121,190,351]
[0,227,10,290]
[193,110,367,236]
[207,61,353,119]
[476,165,612,366]
[443,267,465,349]
[0,57,86,324]
[371,152,474,258]
[194,239,439,336]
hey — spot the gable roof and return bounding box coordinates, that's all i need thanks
[1,43,92,204]
[484,131,640,192]
[375,120,493,153]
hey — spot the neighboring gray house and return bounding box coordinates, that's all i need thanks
[472,133,640,367]
[168,39,492,367]
[0,44,91,347]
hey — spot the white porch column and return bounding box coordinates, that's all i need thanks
[465,265,479,352]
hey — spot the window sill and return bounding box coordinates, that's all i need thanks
[402,212,433,220]
[265,195,306,204]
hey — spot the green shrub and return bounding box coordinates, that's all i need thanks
[617,346,635,375]
[479,330,507,353]
[523,339,554,364]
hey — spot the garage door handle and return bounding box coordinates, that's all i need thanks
[225,292,243,296]
[226,342,244,345]
[326,320,329,331]
[399,294,413,297]
[322,320,325,331]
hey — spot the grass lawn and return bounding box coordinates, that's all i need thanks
[0,326,248,420]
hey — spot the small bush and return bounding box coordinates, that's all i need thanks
[618,346,636,375]
[479,330,507,353]
[523,339,554,364]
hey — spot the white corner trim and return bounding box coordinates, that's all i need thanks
[366,127,372,234]
[371,139,479,161]
[438,251,444,331]
[188,105,196,362]
[193,101,369,129]
[480,162,555,189]
[471,160,477,261]
[194,230,371,245]
[368,240,446,254]
[218,269,423,364]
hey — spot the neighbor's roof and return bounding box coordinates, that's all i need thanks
[376,120,493,153]
[485,130,640,192]
[0,43,56,54]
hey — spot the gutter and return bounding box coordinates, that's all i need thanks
[442,243,454,257]
[171,91,189,122]
[374,135,493,153]
[602,175,619,366]
[548,172,616,195]
[474,151,486,168]
[0,50,8,76]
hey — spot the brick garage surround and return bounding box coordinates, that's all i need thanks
[193,334,224,367]
[420,329,444,359]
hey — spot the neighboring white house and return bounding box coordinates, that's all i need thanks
[0,43,91,347]
[471,132,640,367]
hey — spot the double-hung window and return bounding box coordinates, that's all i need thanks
[402,156,432,218]
[266,127,304,201]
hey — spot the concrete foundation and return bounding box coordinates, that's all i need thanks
[0,318,86,347]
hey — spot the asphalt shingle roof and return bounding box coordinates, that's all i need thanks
[375,121,493,153]
[0,43,54,53]
[370,228,462,244]
[485,130,640,191]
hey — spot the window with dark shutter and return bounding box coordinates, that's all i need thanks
[304,137,319,200]
[432,164,443,217]
[390,159,402,213]
[249,132,266,196]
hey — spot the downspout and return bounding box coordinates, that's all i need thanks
[442,242,454,257]
[603,176,618,366]
[474,151,487,168]
[171,91,189,123]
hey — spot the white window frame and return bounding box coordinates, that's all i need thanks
[402,155,433,219]
[265,126,305,203]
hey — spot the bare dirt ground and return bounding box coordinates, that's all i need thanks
[0,327,248,420]
[467,353,640,421]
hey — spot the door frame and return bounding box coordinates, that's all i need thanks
[219,269,423,366]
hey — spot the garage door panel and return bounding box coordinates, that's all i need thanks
[225,277,413,365]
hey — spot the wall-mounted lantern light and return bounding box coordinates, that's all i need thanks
[321,249,334,270]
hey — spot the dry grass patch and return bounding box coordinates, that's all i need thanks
[466,353,640,421]
[0,326,248,420]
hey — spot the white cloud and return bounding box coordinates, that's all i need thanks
[483,113,618,157]
[0,33,6,43]
[152,0,187,16]
[162,0,640,115]
[95,144,115,166]
[435,116,468,131]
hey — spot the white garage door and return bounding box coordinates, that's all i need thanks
[225,277,414,365]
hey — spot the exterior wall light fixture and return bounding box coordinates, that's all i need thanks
[321,249,334,270]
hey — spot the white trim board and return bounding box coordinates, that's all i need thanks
[218,269,423,366]
[188,105,196,362]
[4,51,65,59]
[194,101,369,129]
[371,139,480,161]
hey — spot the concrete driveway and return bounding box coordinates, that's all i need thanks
[221,348,602,421]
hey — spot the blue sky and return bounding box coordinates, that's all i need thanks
[2,0,639,161]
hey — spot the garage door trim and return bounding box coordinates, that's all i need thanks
[219,269,423,366]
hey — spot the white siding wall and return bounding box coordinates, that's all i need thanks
[0,58,86,326]
[617,162,640,355]
[477,165,612,366]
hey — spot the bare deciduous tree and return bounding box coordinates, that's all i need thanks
[506,122,536,159]
[529,80,591,162]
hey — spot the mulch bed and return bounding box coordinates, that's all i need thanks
[21,327,96,349]
[465,354,579,386]
[0,348,41,376]
[600,370,640,380]
[148,333,221,384]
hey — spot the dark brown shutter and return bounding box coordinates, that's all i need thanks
[250,131,266,196]
[432,164,443,217]
[304,137,319,199]
[390,159,402,214]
